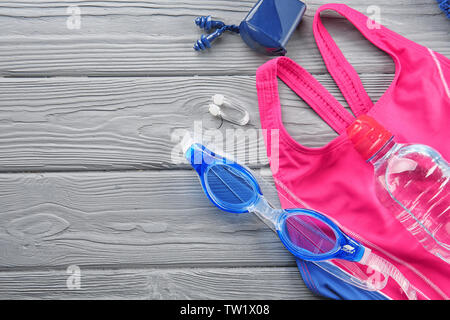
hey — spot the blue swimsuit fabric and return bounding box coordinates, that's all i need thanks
[296,259,389,300]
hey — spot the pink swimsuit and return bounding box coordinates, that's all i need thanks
[256,4,450,299]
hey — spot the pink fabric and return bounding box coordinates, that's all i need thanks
[256,3,450,300]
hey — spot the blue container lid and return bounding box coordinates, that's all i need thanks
[239,0,306,56]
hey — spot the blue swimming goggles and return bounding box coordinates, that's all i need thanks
[183,141,417,299]
[185,142,365,262]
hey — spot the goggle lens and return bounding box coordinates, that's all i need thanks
[283,213,338,255]
[205,164,258,210]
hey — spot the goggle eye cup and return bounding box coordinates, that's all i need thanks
[203,163,261,213]
[278,211,340,259]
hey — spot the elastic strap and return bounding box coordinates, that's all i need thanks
[256,57,354,135]
[313,4,389,116]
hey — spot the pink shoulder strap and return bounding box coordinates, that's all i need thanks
[256,56,354,135]
[313,4,397,116]
[257,4,430,137]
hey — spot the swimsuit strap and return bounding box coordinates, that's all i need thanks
[313,4,393,116]
[256,56,354,135]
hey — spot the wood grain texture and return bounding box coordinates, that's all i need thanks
[0,267,317,300]
[0,1,448,76]
[0,0,448,300]
[0,170,297,268]
[0,74,393,172]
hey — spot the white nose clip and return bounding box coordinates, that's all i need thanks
[208,94,250,126]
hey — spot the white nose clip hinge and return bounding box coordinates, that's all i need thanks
[208,94,250,126]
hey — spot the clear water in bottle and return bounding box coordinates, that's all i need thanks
[371,141,450,262]
[347,115,450,263]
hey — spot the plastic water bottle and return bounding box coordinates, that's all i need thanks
[347,115,450,263]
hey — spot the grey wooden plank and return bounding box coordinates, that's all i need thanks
[0,267,317,300]
[0,0,442,20]
[0,1,447,76]
[0,170,298,268]
[0,0,446,301]
[0,74,393,172]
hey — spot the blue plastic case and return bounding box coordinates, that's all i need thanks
[239,0,306,56]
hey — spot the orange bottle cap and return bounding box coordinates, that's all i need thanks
[346,115,393,161]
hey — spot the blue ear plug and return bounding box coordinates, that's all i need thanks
[195,15,225,31]
[194,27,226,51]
[193,19,240,51]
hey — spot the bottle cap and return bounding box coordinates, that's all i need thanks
[346,115,393,161]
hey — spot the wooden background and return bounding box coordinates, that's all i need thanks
[0,0,448,299]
